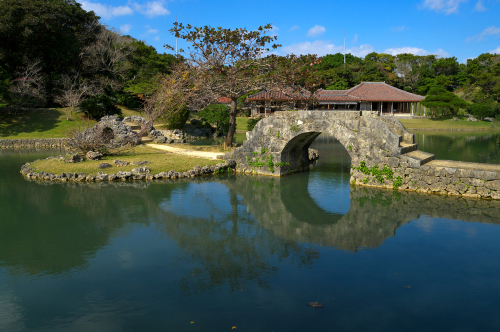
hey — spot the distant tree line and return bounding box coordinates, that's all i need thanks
[0,0,498,122]
[0,0,178,119]
[313,52,500,118]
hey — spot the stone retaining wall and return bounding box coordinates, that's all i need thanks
[0,138,69,149]
[350,159,500,200]
[19,158,237,182]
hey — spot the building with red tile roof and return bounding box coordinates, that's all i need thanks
[247,82,425,117]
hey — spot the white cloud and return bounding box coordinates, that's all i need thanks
[281,40,374,57]
[269,25,279,37]
[384,47,450,57]
[146,28,159,34]
[120,24,132,34]
[80,1,133,19]
[490,46,500,54]
[466,26,500,42]
[154,36,160,41]
[131,0,170,18]
[289,25,299,32]
[352,34,358,43]
[307,25,326,37]
[420,0,468,14]
[474,0,486,11]
[391,25,407,31]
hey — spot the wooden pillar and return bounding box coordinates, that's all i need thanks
[411,103,415,116]
[391,102,394,116]
[424,107,427,117]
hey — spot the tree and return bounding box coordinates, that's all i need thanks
[165,23,321,146]
[421,86,468,116]
[0,65,11,105]
[54,74,99,120]
[123,41,178,98]
[9,57,46,110]
[468,100,499,119]
[318,53,361,70]
[0,0,99,98]
[199,104,231,134]
[80,24,136,91]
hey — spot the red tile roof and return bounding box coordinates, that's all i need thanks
[247,82,424,103]
[343,82,424,102]
[215,97,231,103]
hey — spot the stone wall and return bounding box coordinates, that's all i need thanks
[0,138,69,149]
[350,159,500,200]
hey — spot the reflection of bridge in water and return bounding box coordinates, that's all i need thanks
[8,174,500,280]
[219,174,500,251]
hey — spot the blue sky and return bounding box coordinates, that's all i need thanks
[80,0,500,62]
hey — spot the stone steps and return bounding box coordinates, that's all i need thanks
[403,150,435,168]
[399,142,418,154]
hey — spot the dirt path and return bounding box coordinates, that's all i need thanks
[146,144,225,160]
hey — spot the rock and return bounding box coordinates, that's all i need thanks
[306,302,324,308]
[467,117,478,122]
[86,151,103,160]
[116,171,132,179]
[484,117,495,122]
[133,174,146,180]
[190,119,202,126]
[65,154,83,163]
[154,136,167,143]
[131,160,151,166]
[451,117,459,121]
[131,167,151,175]
[167,138,174,144]
[114,160,128,167]
[485,180,500,191]
[308,148,319,161]
[99,163,112,169]
[476,187,491,197]
[225,159,237,168]
[95,174,108,181]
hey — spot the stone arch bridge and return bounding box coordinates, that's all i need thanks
[228,111,500,199]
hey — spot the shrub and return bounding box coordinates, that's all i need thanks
[162,105,190,130]
[79,94,122,119]
[237,109,251,117]
[247,117,262,131]
[468,100,499,120]
[199,104,230,134]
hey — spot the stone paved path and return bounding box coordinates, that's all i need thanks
[146,144,224,160]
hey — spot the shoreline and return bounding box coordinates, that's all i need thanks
[407,128,500,132]
[20,156,238,182]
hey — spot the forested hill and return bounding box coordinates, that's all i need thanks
[0,0,178,112]
[0,0,498,115]
[314,52,499,103]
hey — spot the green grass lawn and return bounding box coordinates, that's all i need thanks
[29,145,220,175]
[0,108,97,139]
[236,117,248,131]
[0,106,144,140]
[400,115,499,130]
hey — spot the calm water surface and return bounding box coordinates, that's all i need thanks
[2,133,500,332]
[415,130,500,164]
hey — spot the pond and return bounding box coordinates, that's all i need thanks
[1,131,500,332]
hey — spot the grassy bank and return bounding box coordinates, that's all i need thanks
[400,116,499,130]
[0,106,144,140]
[29,145,220,175]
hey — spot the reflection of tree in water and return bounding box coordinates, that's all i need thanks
[4,164,500,293]
[156,178,320,295]
[0,178,187,276]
